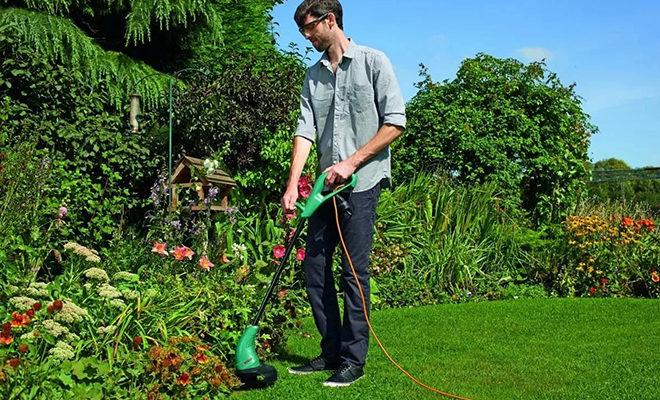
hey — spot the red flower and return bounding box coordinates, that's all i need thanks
[601,277,609,285]
[638,218,655,232]
[26,309,35,318]
[2,322,11,335]
[32,302,42,311]
[295,248,306,262]
[273,244,286,259]
[7,358,20,368]
[47,305,54,314]
[52,299,63,311]
[298,175,312,199]
[132,336,143,349]
[621,217,634,228]
[177,372,191,386]
[17,343,29,354]
[11,312,30,328]
[588,287,597,296]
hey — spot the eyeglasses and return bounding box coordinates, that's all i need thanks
[298,13,329,35]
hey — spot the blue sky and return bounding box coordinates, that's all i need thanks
[271,0,659,168]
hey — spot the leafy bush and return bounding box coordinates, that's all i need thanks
[0,38,160,247]
[396,55,596,223]
[172,55,307,207]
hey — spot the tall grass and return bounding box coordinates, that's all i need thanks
[375,174,533,294]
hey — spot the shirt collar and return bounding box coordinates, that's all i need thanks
[320,38,356,68]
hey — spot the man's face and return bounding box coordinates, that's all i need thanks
[299,12,331,52]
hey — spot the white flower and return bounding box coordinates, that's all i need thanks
[84,267,110,282]
[49,341,75,361]
[97,284,123,299]
[26,282,50,298]
[97,326,117,335]
[110,299,127,309]
[120,288,140,300]
[64,242,101,263]
[54,300,89,324]
[113,271,139,283]
[41,320,69,337]
[9,296,38,312]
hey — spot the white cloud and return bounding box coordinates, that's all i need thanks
[517,47,553,62]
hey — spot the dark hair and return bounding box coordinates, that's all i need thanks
[294,0,343,30]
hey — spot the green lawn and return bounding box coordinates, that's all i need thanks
[231,298,659,400]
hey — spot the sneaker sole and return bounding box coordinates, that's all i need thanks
[287,368,315,375]
[322,375,364,387]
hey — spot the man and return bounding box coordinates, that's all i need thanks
[281,0,406,387]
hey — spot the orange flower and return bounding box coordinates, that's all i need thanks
[621,217,634,228]
[0,332,13,346]
[171,245,194,261]
[198,255,215,271]
[652,271,660,283]
[194,352,209,364]
[151,241,168,256]
[220,254,230,264]
[17,343,28,354]
[11,312,30,328]
[177,372,191,386]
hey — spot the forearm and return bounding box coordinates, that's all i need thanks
[286,136,313,190]
[347,123,404,169]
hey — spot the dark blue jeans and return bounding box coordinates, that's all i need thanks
[302,182,381,367]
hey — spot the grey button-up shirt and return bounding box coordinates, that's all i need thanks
[295,40,406,192]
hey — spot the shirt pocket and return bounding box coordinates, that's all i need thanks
[311,92,334,133]
[349,84,373,114]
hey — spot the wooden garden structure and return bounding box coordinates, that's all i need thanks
[170,156,236,211]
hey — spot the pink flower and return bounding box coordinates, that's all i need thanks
[57,206,68,219]
[151,242,168,256]
[285,209,297,220]
[171,245,194,261]
[273,245,286,259]
[298,176,312,199]
[198,255,215,271]
[296,248,306,261]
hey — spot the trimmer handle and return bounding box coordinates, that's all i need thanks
[297,172,357,218]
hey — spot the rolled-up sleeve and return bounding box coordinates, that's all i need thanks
[373,53,406,129]
[294,69,316,142]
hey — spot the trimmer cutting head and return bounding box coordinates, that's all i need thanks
[236,364,277,389]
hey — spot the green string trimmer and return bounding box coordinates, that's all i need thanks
[234,171,357,389]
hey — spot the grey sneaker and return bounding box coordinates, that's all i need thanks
[288,356,339,375]
[323,362,364,387]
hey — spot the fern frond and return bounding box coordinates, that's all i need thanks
[0,7,173,108]
[125,0,224,46]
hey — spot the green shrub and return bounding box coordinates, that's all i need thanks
[396,55,596,223]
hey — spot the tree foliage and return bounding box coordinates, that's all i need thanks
[395,54,597,223]
[0,0,283,107]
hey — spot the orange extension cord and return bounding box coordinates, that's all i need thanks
[332,197,472,400]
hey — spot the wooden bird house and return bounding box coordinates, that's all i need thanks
[170,156,236,211]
